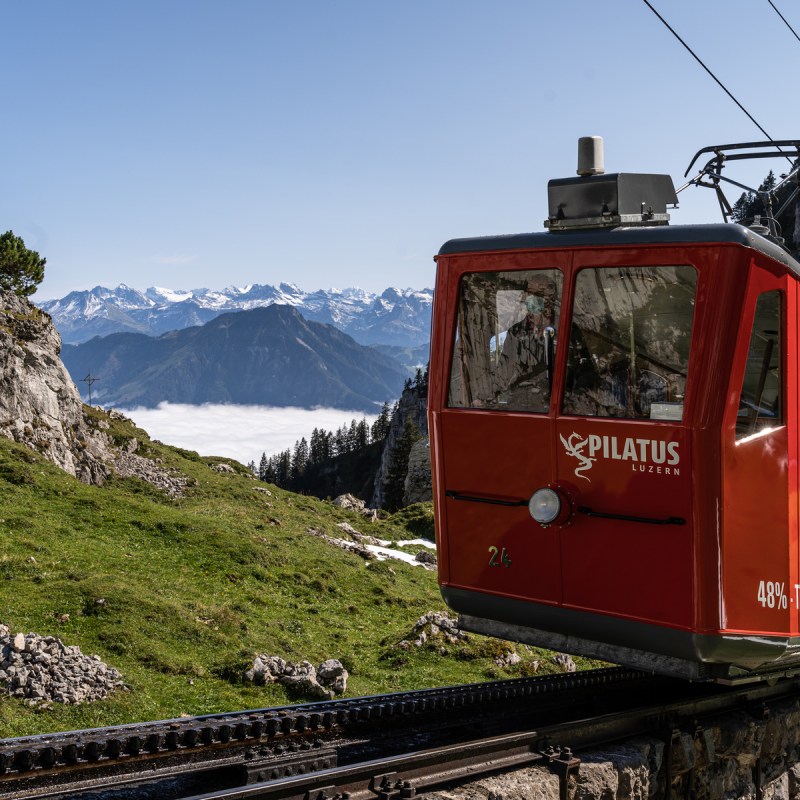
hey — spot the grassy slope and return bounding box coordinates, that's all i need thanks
[0,412,600,739]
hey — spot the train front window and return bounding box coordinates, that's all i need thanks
[448,269,563,412]
[562,266,697,420]
[736,291,782,439]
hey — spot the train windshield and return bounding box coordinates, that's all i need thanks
[563,266,697,420]
[448,269,563,412]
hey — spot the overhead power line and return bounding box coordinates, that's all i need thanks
[641,0,776,143]
[767,0,800,45]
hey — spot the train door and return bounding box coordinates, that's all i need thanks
[721,260,795,637]
[555,258,698,628]
[439,254,568,605]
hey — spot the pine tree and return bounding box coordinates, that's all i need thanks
[334,425,347,456]
[760,171,777,193]
[731,192,753,222]
[356,417,369,449]
[309,428,323,466]
[276,449,292,487]
[370,402,391,442]
[291,437,309,482]
[318,429,332,462]
[0,231,46,296]
[731,171,780,225]
[347,419,359,452]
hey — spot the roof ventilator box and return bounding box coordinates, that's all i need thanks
[546,136,678,231]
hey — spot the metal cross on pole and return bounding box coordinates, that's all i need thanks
[81,370,99,405]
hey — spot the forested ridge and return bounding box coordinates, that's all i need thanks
[255,368,429,510]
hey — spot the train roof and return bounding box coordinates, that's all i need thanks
[438,223,800,276]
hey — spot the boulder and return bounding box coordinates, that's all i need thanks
[334,494,379,520]
[318,659,349,695]
[245,655,349,699]
[553,653,577,673]
[401,611,468,648]
[333,494,365,511]
[415,550,437,567]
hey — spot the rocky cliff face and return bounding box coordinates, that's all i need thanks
[371,380,429,508]
[0,290,107,483]
[0,290,186,494]
[403,439,432,506]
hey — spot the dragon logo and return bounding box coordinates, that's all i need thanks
[560,432,596,482]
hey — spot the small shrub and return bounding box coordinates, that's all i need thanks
[172,447,203,462]
[212,653,252,684]
[0,461,34,485]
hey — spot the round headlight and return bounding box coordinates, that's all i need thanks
[528,487,561,525]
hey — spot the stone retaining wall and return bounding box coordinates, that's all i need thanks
[430,698,800,799]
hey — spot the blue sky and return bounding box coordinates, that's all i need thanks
[4,0,800,300]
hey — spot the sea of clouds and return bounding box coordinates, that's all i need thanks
[120,403,379,468]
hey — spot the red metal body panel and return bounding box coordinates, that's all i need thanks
[554,419,692,627]
[721,258,794,635]
[429,235,800,671]
[442,412,561,603]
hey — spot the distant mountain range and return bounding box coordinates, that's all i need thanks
[40,283,433,348]
[61,305,409,411]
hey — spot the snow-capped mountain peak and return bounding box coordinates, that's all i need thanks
[39,283,433,348]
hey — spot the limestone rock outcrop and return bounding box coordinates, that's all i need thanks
[403,439,432,505]
[396,611,468,650]
[244,655,349,700]
[333,493,379,521]
[372,379,428,508]
[0,290,187,494]
[0,290,107,483]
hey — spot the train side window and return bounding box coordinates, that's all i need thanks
[736,291,782,439]
[562,266,697,420]
[448,269,563,412]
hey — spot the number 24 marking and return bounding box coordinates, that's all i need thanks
[488,546,512,568]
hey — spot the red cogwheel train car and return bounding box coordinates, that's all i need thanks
[428,138,800,682]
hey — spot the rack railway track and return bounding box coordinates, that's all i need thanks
[2,667,799,799]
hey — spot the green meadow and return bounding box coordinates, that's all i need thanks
[0,410,597,738]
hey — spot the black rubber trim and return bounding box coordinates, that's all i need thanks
[577,506,686,526]
[445,490,528,507]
